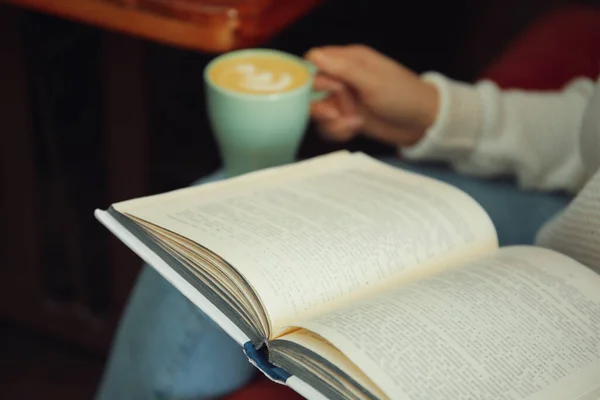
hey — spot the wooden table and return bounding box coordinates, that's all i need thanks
[2,0,324,52]
[0,0,324,352]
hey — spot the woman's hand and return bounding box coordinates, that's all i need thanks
[305,45,439,147]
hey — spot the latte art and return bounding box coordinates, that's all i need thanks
[234,63,294,92]
[209,54,310,94]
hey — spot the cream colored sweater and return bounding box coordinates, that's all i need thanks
[403,74,600,273]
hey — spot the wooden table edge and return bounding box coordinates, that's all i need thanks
[3,0,246,53]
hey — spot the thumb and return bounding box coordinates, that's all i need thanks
[306,47,371,91]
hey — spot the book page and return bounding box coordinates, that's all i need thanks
[114,152,497,336]
[298,246,600,400]
[272,329,388,399]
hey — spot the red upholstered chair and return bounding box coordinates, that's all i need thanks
[481,4,600,89]
[223,4,600,399]
[224,378,304,400]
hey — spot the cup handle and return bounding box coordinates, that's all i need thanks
[305,61,329,102]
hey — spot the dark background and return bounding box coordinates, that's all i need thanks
[0,0,578,398]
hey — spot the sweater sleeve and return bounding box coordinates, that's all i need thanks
[401,72,596,193]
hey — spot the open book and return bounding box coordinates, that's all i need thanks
[95,151,600,400]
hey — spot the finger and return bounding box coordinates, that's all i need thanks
[318,116,363,142]
[311,89,359,123]
[306,46,373,90]
[314,74,358,116]
[334,85,358,117]
[313,74,345,92]
[305,45,372,64]
[311,101,340,121]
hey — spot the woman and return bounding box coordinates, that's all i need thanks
[97,45,599,399]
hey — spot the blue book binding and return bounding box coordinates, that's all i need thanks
[243,341,292,383]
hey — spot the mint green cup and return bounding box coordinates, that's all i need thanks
[204,49,318,177]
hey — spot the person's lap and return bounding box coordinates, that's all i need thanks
[96,158,571,400]
[382,158,571,245]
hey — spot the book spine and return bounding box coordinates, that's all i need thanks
[243,341,291,383]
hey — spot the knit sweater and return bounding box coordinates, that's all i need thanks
[403,73,600,273]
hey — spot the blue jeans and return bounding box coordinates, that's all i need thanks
[96,158,571,399]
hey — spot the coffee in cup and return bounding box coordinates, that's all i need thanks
[208,53,311,95]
